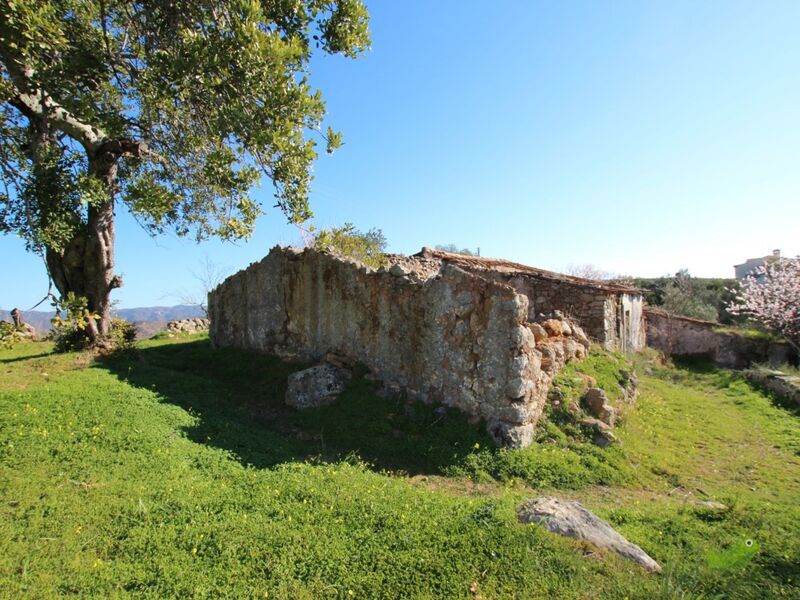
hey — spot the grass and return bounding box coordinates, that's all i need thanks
[712,325,782,342]
[1,336,799,598]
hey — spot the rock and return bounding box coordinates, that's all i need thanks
[323,352,354,369]
[561,321,573,337]
[579,417,611,431]
[579,417,618,446]
[487,420,534,449]
[389,264,409,277]
[584,387,617,426]
[517,497,661,573]
[505,377,532,399]
[377,381,402,399]
[528,322,548,342]
[541,319,563,337]
[592,429,617,448]
[286,364,352,409]
[571,325,590,346]
[692,500,728,511]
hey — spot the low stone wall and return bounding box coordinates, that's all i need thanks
[645,308,794,369]
[209,246,592,447]
[166,318,210,335]
[745,369,800,406]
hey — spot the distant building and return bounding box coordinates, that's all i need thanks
[734,249,790,281]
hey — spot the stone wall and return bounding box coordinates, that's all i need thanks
[417,249,646,352]
[645,308,794,369]
[209,246,598,448]
[745,369,800,406]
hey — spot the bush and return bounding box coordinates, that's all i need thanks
[311,223,387,269]
[0,321,16,349]
[110,318,137,350]
[49,293,99,352]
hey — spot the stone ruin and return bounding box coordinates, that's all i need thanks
[208,246,645,448]
[166,317,210,336]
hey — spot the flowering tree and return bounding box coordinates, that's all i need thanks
[728,259,800,352]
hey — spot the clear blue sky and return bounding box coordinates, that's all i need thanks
[3,0,799,309]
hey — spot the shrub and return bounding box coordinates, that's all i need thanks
[50,293,99,352]
[110,319,137,350]
[0,320,16,349]
[311,223,387,269]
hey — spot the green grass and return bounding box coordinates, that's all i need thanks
[712,326,782,342]
[1,337,799,598]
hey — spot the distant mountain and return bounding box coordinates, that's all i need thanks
[0,304,205,334]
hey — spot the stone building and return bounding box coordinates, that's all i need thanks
[209,246,645,448]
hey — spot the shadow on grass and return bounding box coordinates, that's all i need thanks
[0,352,52,364]
[671,355,719,373]
[101,338,491,475]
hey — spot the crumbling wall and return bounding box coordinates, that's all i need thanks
[645,308,794,369]
[209,246,590,447]
[418,251,646,352]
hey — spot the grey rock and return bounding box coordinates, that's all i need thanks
[505,377,532,399]
[584,387,617,426]
[579,417,618,446]
[692,500,728,511]
[487,420,534,449]
[389,264,409,277]
[517,497,661,572]
[571,325,589,345]
[286,364,352,409]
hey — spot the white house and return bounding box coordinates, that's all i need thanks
[734,249,787,280]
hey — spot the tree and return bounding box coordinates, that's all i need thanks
[171,256,231,317]
[566,264,614,280]
[728,258,800,352]
[435,244,478,256]
[0,0,370,343]
[661,269,719,322]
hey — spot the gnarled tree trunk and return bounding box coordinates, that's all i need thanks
[46,146,122,342]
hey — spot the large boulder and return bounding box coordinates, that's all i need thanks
[517,497,661,572]
[286,364,352,409]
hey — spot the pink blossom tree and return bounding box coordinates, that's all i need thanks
[728,258,800,352]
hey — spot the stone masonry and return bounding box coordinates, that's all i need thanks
[645,308,794,369]
[209,246,646,448]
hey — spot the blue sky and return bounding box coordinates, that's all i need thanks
[2,0,799,309]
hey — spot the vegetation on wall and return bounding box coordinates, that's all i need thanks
[311,223,387,269]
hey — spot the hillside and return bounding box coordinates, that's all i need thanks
[1,337,798,598]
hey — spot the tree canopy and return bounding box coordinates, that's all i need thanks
[0,0,370,340]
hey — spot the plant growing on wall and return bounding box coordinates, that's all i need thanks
[727,258,800,352]
[311,223,387,269]
[0,0,370,345]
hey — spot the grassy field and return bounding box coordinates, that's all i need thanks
[1,336,798,599]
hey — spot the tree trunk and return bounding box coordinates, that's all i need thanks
[46,148,121,342]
